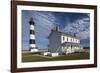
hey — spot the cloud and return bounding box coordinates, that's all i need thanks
[77,29,90,40]
[62,17,90,40]
[61,17,90,47]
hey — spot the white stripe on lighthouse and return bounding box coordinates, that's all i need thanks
[30,25,35,30]
[30,34,35,39]
[30,44,36,47]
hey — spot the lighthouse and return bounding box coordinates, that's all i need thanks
[29,17,38,52]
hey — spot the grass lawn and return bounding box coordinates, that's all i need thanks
[22,52,90,62]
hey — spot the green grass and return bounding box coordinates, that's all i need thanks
[22,52,90,62]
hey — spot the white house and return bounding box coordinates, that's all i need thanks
[48,26,83,54]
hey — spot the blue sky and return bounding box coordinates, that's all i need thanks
[22,10,90,50]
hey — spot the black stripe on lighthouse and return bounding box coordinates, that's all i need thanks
[29,39,35,44]
[30,30,35,34]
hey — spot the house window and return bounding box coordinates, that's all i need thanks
[76,39,77,43]
[71,45,73,49]
[67,37,68,41]
[71,38,72,42]
[63,36,65,40]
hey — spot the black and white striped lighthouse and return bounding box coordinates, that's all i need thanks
[29,17,36,50]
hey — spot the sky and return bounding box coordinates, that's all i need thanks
[22,10,90,50]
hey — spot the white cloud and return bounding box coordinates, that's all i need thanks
[77,29,90,40]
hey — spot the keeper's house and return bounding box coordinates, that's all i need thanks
[48,26,83,54]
